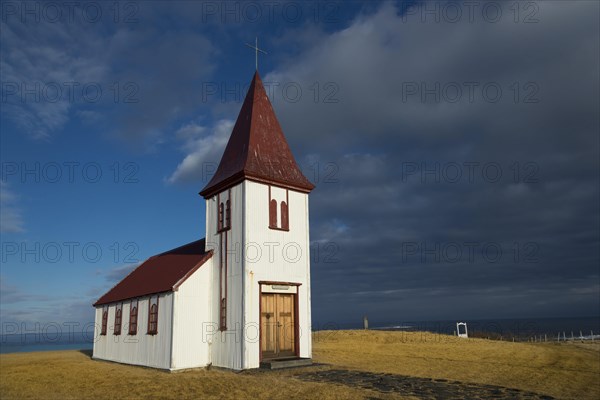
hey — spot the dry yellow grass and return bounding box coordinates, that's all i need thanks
[313,330,600,399]
[1,330,598,399]
[0,349,402,400]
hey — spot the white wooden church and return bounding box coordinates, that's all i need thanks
[92,71,315,370]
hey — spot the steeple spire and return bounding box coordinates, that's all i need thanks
[199,71,314,198]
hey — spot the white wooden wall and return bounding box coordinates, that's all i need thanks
[242,181,312,368]
[205,182,244,369]
[205,181,312,369]
[92,292,173,369]
[170,258,212,369]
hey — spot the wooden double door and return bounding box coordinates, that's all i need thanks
[261,293,296,359]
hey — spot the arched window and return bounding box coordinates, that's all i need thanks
[148,296,159,335]
[129,300,138,335]
[114,307,122,335]
[225,199,231,228]
[280,201,289,230]
[269,199,278,228]
[101,309,108,335]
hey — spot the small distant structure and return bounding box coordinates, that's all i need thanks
[456,322,468,338]
[363,316,369,330]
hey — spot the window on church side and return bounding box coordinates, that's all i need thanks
[218,202,224,231]
[269,199,277,228]
[148,296,159,335]
[129,299,138,335]
[114,304,122,335]
[101,307,108,335]
[269,198,289,231]
[218,199,231,232]
[225,199,231,228]
[281,201,289,230]
[220,297,227,331]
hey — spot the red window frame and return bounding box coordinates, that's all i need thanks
[101,307,108,335]
[220,297,227,331]
[268,187,289,231]
[218,202,224,231]
[269,199,278,228]
[280,201,289,230]
[114,304,122,335]
[148,297,159,335]
[225,199,231,228]
[129,299,138,335]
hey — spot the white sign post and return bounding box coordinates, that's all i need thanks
[456,322,468,338]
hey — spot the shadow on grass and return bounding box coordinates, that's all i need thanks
[78,349,93,358]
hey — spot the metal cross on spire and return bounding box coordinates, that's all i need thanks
[245,37,267,71]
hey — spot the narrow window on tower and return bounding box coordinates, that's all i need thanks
[101,306,108,335]
[281,201,289,230]
[219,234,227,331]
[269,199,278,228]
[220,297,227,331]
[225,199,231,229]
[218,202,224,232]
[114,303,122,335]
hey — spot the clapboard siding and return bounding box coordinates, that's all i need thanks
[205,182,244,369]
[243,181,312,368]
[170,259,212,370]
[92,292,173,369]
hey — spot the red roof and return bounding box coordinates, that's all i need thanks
[200,71,315,198]
[93,239,212,306]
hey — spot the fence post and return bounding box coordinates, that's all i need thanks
[544,334,547,342]
[557,332,560,342]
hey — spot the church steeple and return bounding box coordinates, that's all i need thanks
[199,72,315,198]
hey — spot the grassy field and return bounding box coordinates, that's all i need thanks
[312,330,600,399]
[1,330,598,399]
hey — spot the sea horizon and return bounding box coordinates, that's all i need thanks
[1,315,598,354]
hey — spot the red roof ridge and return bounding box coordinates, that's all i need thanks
[92,257,149,307]
[172,249,214,291]
[93,239,212,306]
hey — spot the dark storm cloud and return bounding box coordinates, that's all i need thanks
[264,1,599,324]
[107,28,217,144]
[3,0,596,326]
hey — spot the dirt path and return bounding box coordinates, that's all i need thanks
[296,369,556,399]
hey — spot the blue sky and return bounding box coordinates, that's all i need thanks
[1,1,599,334]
